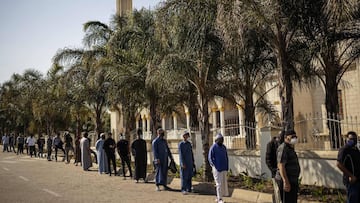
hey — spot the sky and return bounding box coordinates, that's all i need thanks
[0,0,162,84]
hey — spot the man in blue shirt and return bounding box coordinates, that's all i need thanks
[208,133,229,203]
[179,131,195,195]
[152,128,173,191]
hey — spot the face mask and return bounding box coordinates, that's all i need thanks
[290,137,298,145]
[346,140,356,147]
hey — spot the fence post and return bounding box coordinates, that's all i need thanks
[260,127,272,179]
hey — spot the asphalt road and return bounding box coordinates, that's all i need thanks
[0,151,250,203]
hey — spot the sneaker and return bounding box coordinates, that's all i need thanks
[182,191,188,195]
[155,186,160,191]
[163,185,171,191]
[218,199,224,203]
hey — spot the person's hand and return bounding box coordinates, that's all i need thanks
[349,175,357,184]
[182,164,186,169]
[156,159,160,164]
[283,181,291,192]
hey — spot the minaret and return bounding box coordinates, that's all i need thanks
[116,0,132,16]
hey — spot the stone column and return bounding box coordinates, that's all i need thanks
[212,107,218,129]
[260,127,272,179]
[219,107,225,136]
[237,104,245,138]
[173,112,178,130]
[162,115,166,130]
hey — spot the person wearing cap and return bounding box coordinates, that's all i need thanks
[95,133,108,174]
[178,131,195,195]
[152,128,174,191]
[131,129,147,183]
[208,133,229,203]
[337,131,360,203]
[275,130,300,203]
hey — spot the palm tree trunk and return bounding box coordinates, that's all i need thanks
[149,91,159,141]
[276,29,294,131]
[198,92,212,182]
[325,70,342,149]
[244,88,256,149]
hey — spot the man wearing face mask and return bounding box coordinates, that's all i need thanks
[275,130,300,203]
[208,133,229,203]
[337,131,360,203]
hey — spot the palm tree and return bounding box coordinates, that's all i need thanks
[297,0,360,148]
[239,0,306,131]
[53,31,110,137]
[157,0,224,181]
[217,5,277,149]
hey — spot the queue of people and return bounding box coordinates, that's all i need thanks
[2,128,358,203]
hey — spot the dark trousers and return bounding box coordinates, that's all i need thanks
[9,144,16,153]
[3,144,9,152]
[120,154,132,177]
[65,145,74,163]
[54,146,65,161]
[106,153,116,176]
[17,144,24,154]
[29,146,36,157]
[276,179,299,203]
[38,146,44,158]
[47,147,52,160]
[346,181,360,203]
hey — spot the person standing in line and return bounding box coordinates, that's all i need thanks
[53,133,65,162]
[47,135,53,161]
[337,131,360,203]
[152,128,173,191]
[275,130,301,203]
[64,132,74,164]
[2,134,9,152]
[74,135,82,166]
[266,131,283,203]
[88,137,97,164]
[17,134,25,155]
[95,133,108,174]
[27,134,37,158]
[103,132,117,176]
[117,133,133,179]
[179,131,195,195]
[80,132,92,171]
[9,134,16,153]
[37,135,45,158]
[131,129,147,183]
[208,133,229,203]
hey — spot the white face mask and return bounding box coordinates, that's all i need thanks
[290,137,298,145]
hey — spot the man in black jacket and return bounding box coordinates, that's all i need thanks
[103,132,117,176]
[117,134,133,179]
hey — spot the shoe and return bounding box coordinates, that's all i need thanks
[182,191,188,195]
[156,186,160,191]
[218,199,224,203]
[163,185,171,191]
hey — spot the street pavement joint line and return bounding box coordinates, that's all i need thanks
[18,176,29,181]
[42,189,61,197]
[3,167,9,171]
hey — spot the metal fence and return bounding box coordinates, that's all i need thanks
[212,112,360,151]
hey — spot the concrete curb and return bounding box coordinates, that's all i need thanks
[171,178,320,203]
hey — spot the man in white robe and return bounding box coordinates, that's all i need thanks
[80,132,92,171]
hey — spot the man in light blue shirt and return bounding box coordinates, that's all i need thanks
[208,133,229,203]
